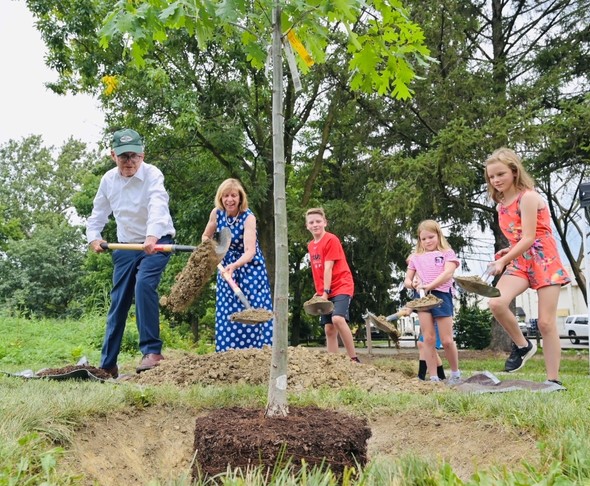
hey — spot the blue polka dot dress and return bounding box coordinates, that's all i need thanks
[215,209,274,352]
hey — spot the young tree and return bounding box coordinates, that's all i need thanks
[96,0,432,416]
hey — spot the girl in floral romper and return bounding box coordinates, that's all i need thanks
[485,148,570,385]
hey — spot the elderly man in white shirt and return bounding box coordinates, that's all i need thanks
[87,128,176,377]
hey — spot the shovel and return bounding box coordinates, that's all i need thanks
[217,263,251,309]
[217,263,274,324]
[102,229,232,314]
[99,228,231,257]
[454,267,501,298]
[405,289,443,311]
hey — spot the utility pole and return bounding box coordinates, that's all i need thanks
[579,182,590,372]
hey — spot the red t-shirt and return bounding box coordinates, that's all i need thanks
[308,232,354,297]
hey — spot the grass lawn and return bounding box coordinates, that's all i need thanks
[1,315,590,485]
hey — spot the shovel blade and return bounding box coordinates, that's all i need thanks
[455,277,501,298]
[214,227,231,256]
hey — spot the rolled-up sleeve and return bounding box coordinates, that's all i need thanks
[146,169,173,238]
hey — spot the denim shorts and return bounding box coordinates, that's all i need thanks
[429,290,454,318]
[320,294,352,325]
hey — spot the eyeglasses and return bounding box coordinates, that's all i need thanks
[117,153,142,162]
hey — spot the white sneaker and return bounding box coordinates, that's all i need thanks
[447,376,463,386]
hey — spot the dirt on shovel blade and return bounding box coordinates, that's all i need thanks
[405,294,443,310]
[160,240,222,313]
[370,314,400,344]
[230,308,274,324]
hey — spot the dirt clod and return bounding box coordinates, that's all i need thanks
[160,239,222,313]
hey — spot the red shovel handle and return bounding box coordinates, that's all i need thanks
[217,263,251,309]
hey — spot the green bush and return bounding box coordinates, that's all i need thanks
[454,305,493,349]
[0,223,86,319]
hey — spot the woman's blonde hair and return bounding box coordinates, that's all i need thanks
[413,219,452,254]
[484,147,535,203]
[214,178,249,213]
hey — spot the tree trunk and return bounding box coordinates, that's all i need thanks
[266,2,289,418]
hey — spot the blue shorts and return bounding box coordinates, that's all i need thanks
[429,290,454,318]
[418,323,443,349]
[320,294,351,325]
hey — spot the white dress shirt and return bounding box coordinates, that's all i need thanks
[86,162,176,243]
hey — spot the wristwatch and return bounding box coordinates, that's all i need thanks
[324,288,331,294]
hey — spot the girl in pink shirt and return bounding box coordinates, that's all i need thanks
[404,220,461,383]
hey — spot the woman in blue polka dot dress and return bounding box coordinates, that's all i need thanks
[201,178,273,352]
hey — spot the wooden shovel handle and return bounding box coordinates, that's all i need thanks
[99,243,196,252]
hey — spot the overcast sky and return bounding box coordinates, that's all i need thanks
[0,0,105,150]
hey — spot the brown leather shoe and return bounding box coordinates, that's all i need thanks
[100,366,118,379]
[136,353,164,373]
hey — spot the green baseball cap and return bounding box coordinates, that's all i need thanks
[112,128,144,155]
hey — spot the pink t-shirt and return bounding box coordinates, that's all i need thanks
[408,249,459,292]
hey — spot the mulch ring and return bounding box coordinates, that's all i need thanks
[193,406,371,480]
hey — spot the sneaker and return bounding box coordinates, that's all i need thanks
[136,353,165,373]
[446,376,463,386]
[505,339,537,372]
[544,379,565,388]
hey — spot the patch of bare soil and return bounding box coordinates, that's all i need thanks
[61,348,538,484]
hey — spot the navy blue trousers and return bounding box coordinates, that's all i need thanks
[100,236,172,368]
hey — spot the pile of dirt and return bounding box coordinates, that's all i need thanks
[131,346,432,393]
[193,406,371,479]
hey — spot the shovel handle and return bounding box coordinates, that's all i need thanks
[99,243,196,252]
[217,263,251,309]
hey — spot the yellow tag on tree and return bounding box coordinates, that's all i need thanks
[287,30,314,67]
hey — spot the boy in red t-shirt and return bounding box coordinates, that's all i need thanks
[305,208,359,363]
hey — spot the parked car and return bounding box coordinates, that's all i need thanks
[518,321,528,336]
[527,318,539,337]
[564,314,589,344]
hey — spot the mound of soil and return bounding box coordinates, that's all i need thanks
[193,406,371,480]
[130,346,431,393]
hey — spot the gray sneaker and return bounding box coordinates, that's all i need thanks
[446,376,463,386]
[505,339,537,372]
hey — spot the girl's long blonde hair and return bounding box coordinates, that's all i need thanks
[413,220,452,254]
[214,178,249,213]
[484,147,535,203]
